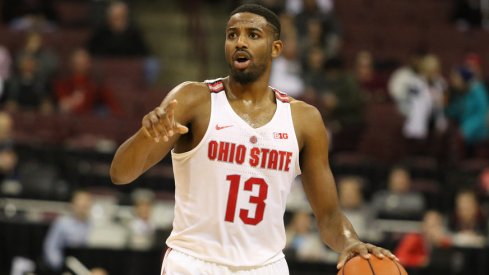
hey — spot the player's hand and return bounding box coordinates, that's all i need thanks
[141,99,189,142]
[337,240,398,269]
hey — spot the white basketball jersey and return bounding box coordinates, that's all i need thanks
[167,78,301,267]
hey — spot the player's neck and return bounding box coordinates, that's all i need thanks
[225,76,272,103]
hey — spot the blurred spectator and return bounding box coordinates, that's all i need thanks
[478,167,489,198]
[285,211,332,262]
[337,176,373,240]
[0,112,14,144]
[388,50,425,117]
[353,50,387,102]
[371,166,426,220]
[317,57,365,152]
[270,35,304,98]
[15,32,59,86]
[420,55,448,134]
[446,66,489,148]
[449,189,487,248]
[43,190,93,272]
[0,45,12,104]
[277,12,296,41]
[87,1,149,57]
[6,31,59,112]
[54,48,122,116]
[292,0,340,57]
[463,52,484,81]
[395,210,452,271]
[87,1,159,85]
[127,189,156,250]
[299,18,326,56]
[408,54,449,157]
[389,50,437,141]
[0,112,17,184]
[1,0,58,31]
[302,46,325,104]
[4,54,53,113]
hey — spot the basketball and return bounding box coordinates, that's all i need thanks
[338,255,408,275]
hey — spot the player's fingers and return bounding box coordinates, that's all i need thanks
[165,100,178,121]
[336,251,351,270]
[153,117,171,142]
[153,106,175,136]
[175,123,189,134]
[155,121,168,139]
[154,106,165,119]
[148,112,161,134]
[148,112,160,125]
[142,115,157,140]
[162,114,174,137]
[142,116,152,134]
[165,100,186,136]
[151,124,161,142]
[368,244,385,259]
[141,126,153,139]
[355,243,370,259]
[381,248,398,261]
[151,112,168,143]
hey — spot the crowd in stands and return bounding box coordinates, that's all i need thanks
[249,0,489,274]
[0,0,157,119]
[0,0,489,274]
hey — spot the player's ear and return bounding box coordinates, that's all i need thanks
[271,39,283,58]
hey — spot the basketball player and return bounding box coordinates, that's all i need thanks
[110,4,396,274]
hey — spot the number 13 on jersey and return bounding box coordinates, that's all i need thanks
[224,175,269,225]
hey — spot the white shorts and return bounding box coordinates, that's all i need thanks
[161,249,289,275]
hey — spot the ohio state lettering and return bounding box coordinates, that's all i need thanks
[207,140,292,172]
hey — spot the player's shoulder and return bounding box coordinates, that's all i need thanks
[166,81,211,106]
[289,98,323,122]
[288,98,326,149]
[170,81,210,97]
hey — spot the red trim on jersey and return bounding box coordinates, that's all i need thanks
[273,88,290,103]
[207,80,224,93]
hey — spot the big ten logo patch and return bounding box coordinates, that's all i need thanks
[273,132,288,139]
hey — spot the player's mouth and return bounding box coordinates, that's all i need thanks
[233,51,252,70]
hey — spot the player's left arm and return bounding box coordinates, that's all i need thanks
[292,100,397,269]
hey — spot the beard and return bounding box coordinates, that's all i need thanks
[229,62,267,84]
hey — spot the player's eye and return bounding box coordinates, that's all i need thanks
[227,32,237,39]
[249,33,259,39]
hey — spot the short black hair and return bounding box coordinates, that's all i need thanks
[230,4,281,40]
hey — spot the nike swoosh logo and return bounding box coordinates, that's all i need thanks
[216,124,233,130]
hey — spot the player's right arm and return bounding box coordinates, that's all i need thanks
[291,99,396,269]
[110,82,207,184]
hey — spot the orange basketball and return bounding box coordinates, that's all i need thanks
[337,255,408,275]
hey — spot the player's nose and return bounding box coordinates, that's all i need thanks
[235,34,247,48]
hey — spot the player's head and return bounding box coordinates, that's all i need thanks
[230,4,281,40]
[225,4,283,84]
